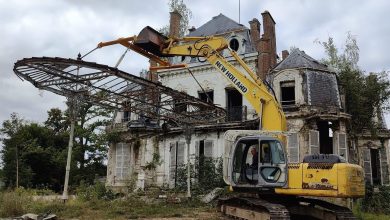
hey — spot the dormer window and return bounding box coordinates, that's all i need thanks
[280,81,295,106]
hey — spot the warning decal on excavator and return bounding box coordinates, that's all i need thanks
[215,60,248,94]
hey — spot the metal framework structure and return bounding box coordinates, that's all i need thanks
[13,57,226,126]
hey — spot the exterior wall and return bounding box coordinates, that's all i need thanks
[159,53,259,120]
[357,137,390,185]
[271,69,305,106]
[106,130,226,189]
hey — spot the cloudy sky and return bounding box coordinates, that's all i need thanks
[1,0,390,125]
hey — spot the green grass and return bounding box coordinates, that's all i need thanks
[3,189,389,219]
[357,212,390,220]
[0,190,215,219]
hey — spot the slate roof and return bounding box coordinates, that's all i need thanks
[187,13,248,37]
[273,49,329,72]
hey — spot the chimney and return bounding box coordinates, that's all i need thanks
[169,10,182,38]
[262,11,277,67]
[258,38,270,80]
[249,18,261,50]
[148,60,158,81]
[282,50,289,60]
[257,10,277,80]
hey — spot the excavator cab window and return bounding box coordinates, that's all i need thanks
[232,138,259,185]
[232,137,287,186]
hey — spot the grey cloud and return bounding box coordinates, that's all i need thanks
[1,0,389,125]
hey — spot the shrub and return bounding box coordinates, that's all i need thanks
[76,181,115,201]
[361,185,390,214]
[174,156,225,195]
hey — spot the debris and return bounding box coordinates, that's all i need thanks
[201,187,224,203]
[12,213,57,220]
[158,194,167,199]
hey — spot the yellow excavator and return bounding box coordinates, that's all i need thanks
[98,26,365,219]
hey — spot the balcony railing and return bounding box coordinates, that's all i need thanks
[226,105,247,122]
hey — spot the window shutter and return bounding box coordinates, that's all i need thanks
[363,148,372,185]
[338,133,347,159]
[309,130,319,154]
[115,143,130,180]
[380,147,389,185]
[123,144,130,179]
[287,133,299,163]
[195,141,199,158]
[115,143,122,178]
[177,142,185,165]
[169,142,176,181]
[204,140,214,157]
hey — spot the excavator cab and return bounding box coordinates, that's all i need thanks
[224,130,288,190]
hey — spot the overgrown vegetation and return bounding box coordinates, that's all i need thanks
[174,156,225,195]
[318,33,390,135]
[360,185,390,214]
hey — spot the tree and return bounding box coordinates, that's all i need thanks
[318,33,390,135]
[0,104,114,190]
[159,0,193,37]
[69,102,113,184]
[0,113,68,190]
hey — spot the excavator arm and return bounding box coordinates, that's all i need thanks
[98,26,286,132]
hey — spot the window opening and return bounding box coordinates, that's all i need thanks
[318,121,333,154]
[226,88,243,121]
[198,90,214,103]
[170,142,185,187]
[370,148,382,185]
[229,38,240,51]
[280,81,295,106]
[123,111,130,122]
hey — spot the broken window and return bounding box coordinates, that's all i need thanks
[226,88,244,121]
[198,90,214,103]
[287,133,299,163]
[169,141,185,187]
[280,81,295,106]
[115,143,130,180]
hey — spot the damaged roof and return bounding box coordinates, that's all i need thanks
[187,13,248,37]
[273,49,329,72]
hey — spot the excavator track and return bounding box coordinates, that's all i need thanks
[219,196,290,220]
[218,195,357,220]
